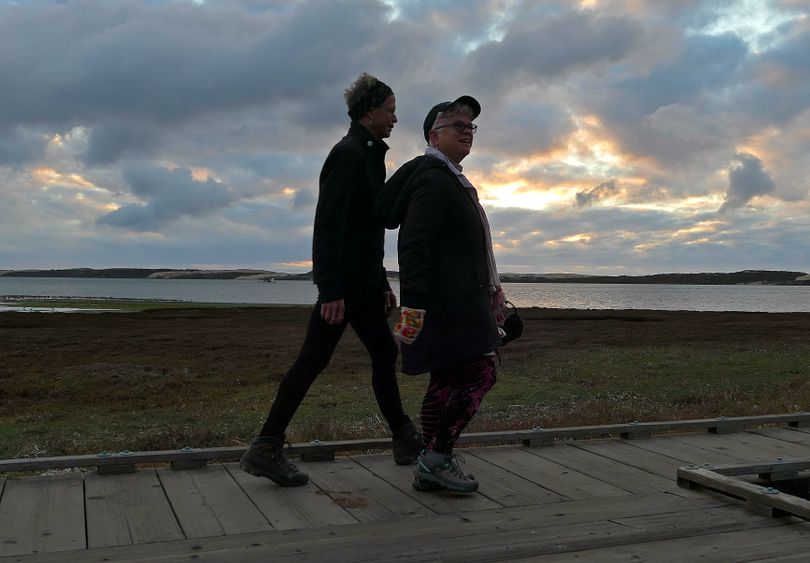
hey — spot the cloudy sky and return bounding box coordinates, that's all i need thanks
[1,0,809,275]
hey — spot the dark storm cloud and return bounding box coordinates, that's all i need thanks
[0,127,46,165]
[464,9,642,94]
[84,119,162,165]
[718,153,776,213]
[575,180,618,208]
[475,100,573,158]
[98,163,238,231]
[0,0,393,164]
[611,33,748,120]
[732,17,810,123]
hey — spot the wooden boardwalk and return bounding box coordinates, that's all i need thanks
[3,421,810,561]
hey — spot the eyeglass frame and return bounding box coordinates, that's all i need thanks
[432,120,478,135]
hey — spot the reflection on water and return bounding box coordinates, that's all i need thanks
[0,305,119,313]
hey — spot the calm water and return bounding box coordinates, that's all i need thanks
[1,277,809,312]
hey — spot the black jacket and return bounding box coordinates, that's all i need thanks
[312,121,391,301]
[376,155,499,374]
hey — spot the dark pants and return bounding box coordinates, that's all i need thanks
[260,287,406,438]
[420,356,497,454]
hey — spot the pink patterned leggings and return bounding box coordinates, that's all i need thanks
[420,356,497,454]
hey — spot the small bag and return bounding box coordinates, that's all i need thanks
[500,300,524,346]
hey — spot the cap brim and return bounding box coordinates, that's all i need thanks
[450,95,481,119]
[423,96,482,142]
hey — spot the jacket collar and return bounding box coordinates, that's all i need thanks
[349,120,390,154]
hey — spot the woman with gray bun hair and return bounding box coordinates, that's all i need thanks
[240,73,421,488]
[375,95,505,493]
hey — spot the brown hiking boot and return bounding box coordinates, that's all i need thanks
[392,421,421,465]
[239,435,309,487]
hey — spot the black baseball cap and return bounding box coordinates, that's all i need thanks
[423,95,481,142]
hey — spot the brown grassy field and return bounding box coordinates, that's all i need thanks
[2,306,810,459]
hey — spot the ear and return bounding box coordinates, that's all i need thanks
[428,129,440,147]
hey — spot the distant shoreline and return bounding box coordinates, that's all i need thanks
[1,268,808,285]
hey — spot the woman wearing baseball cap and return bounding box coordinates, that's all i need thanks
[376,95,507,493]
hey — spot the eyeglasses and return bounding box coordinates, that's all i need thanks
[433,121,478,135]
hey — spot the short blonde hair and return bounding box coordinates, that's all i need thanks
[344,73,393,119]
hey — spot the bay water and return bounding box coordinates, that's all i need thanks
[1,277,808,312]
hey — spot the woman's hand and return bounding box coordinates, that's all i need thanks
[320,299,346,325]
[383,290,398,317]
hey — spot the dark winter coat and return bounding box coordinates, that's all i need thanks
[375,155,499,375]
[312,121,391,301]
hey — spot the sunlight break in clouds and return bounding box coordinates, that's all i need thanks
[700,0,799,53]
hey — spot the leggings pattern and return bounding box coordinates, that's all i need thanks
[420,356,497,454]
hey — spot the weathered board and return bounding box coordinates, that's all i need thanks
[300,457,433,522]
[528,442,681,495]
[84,470,185,548]
[224,463,358,530]
[572,437,687,478]
[470,445,629,500]
[0,473,85,557]
[0,493,759,563]
[157,465,271,537]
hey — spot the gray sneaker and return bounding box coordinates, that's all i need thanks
[413,452,478,493]
[240,435,309,487]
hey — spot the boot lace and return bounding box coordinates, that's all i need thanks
[281,440,301,471]
[448,454,472,480]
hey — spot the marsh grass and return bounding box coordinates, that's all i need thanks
[1,306,809,458]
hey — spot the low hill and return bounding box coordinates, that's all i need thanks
[1,268,807,285]
[498,270,809,285]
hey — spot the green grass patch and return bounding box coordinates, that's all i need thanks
[2,307,809,459]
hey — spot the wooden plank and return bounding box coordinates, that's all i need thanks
[535,523,810,562]
[157,465,271,538]
[257,505,786,563]
[677,467,810,520]
[622,434,745,466]
[703,457,810,477]
[572,438,688,478]
[6,493,730,562]
[0,473,85,557]
[527,442,681,495]
[469,445,628,500]
[458,451,568,507]
[750,426,810,447]
[299,457,434,522]
[674,431,810,461]
[84,469,185,548]
[224,463,358,530]
[349,452,504,513]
